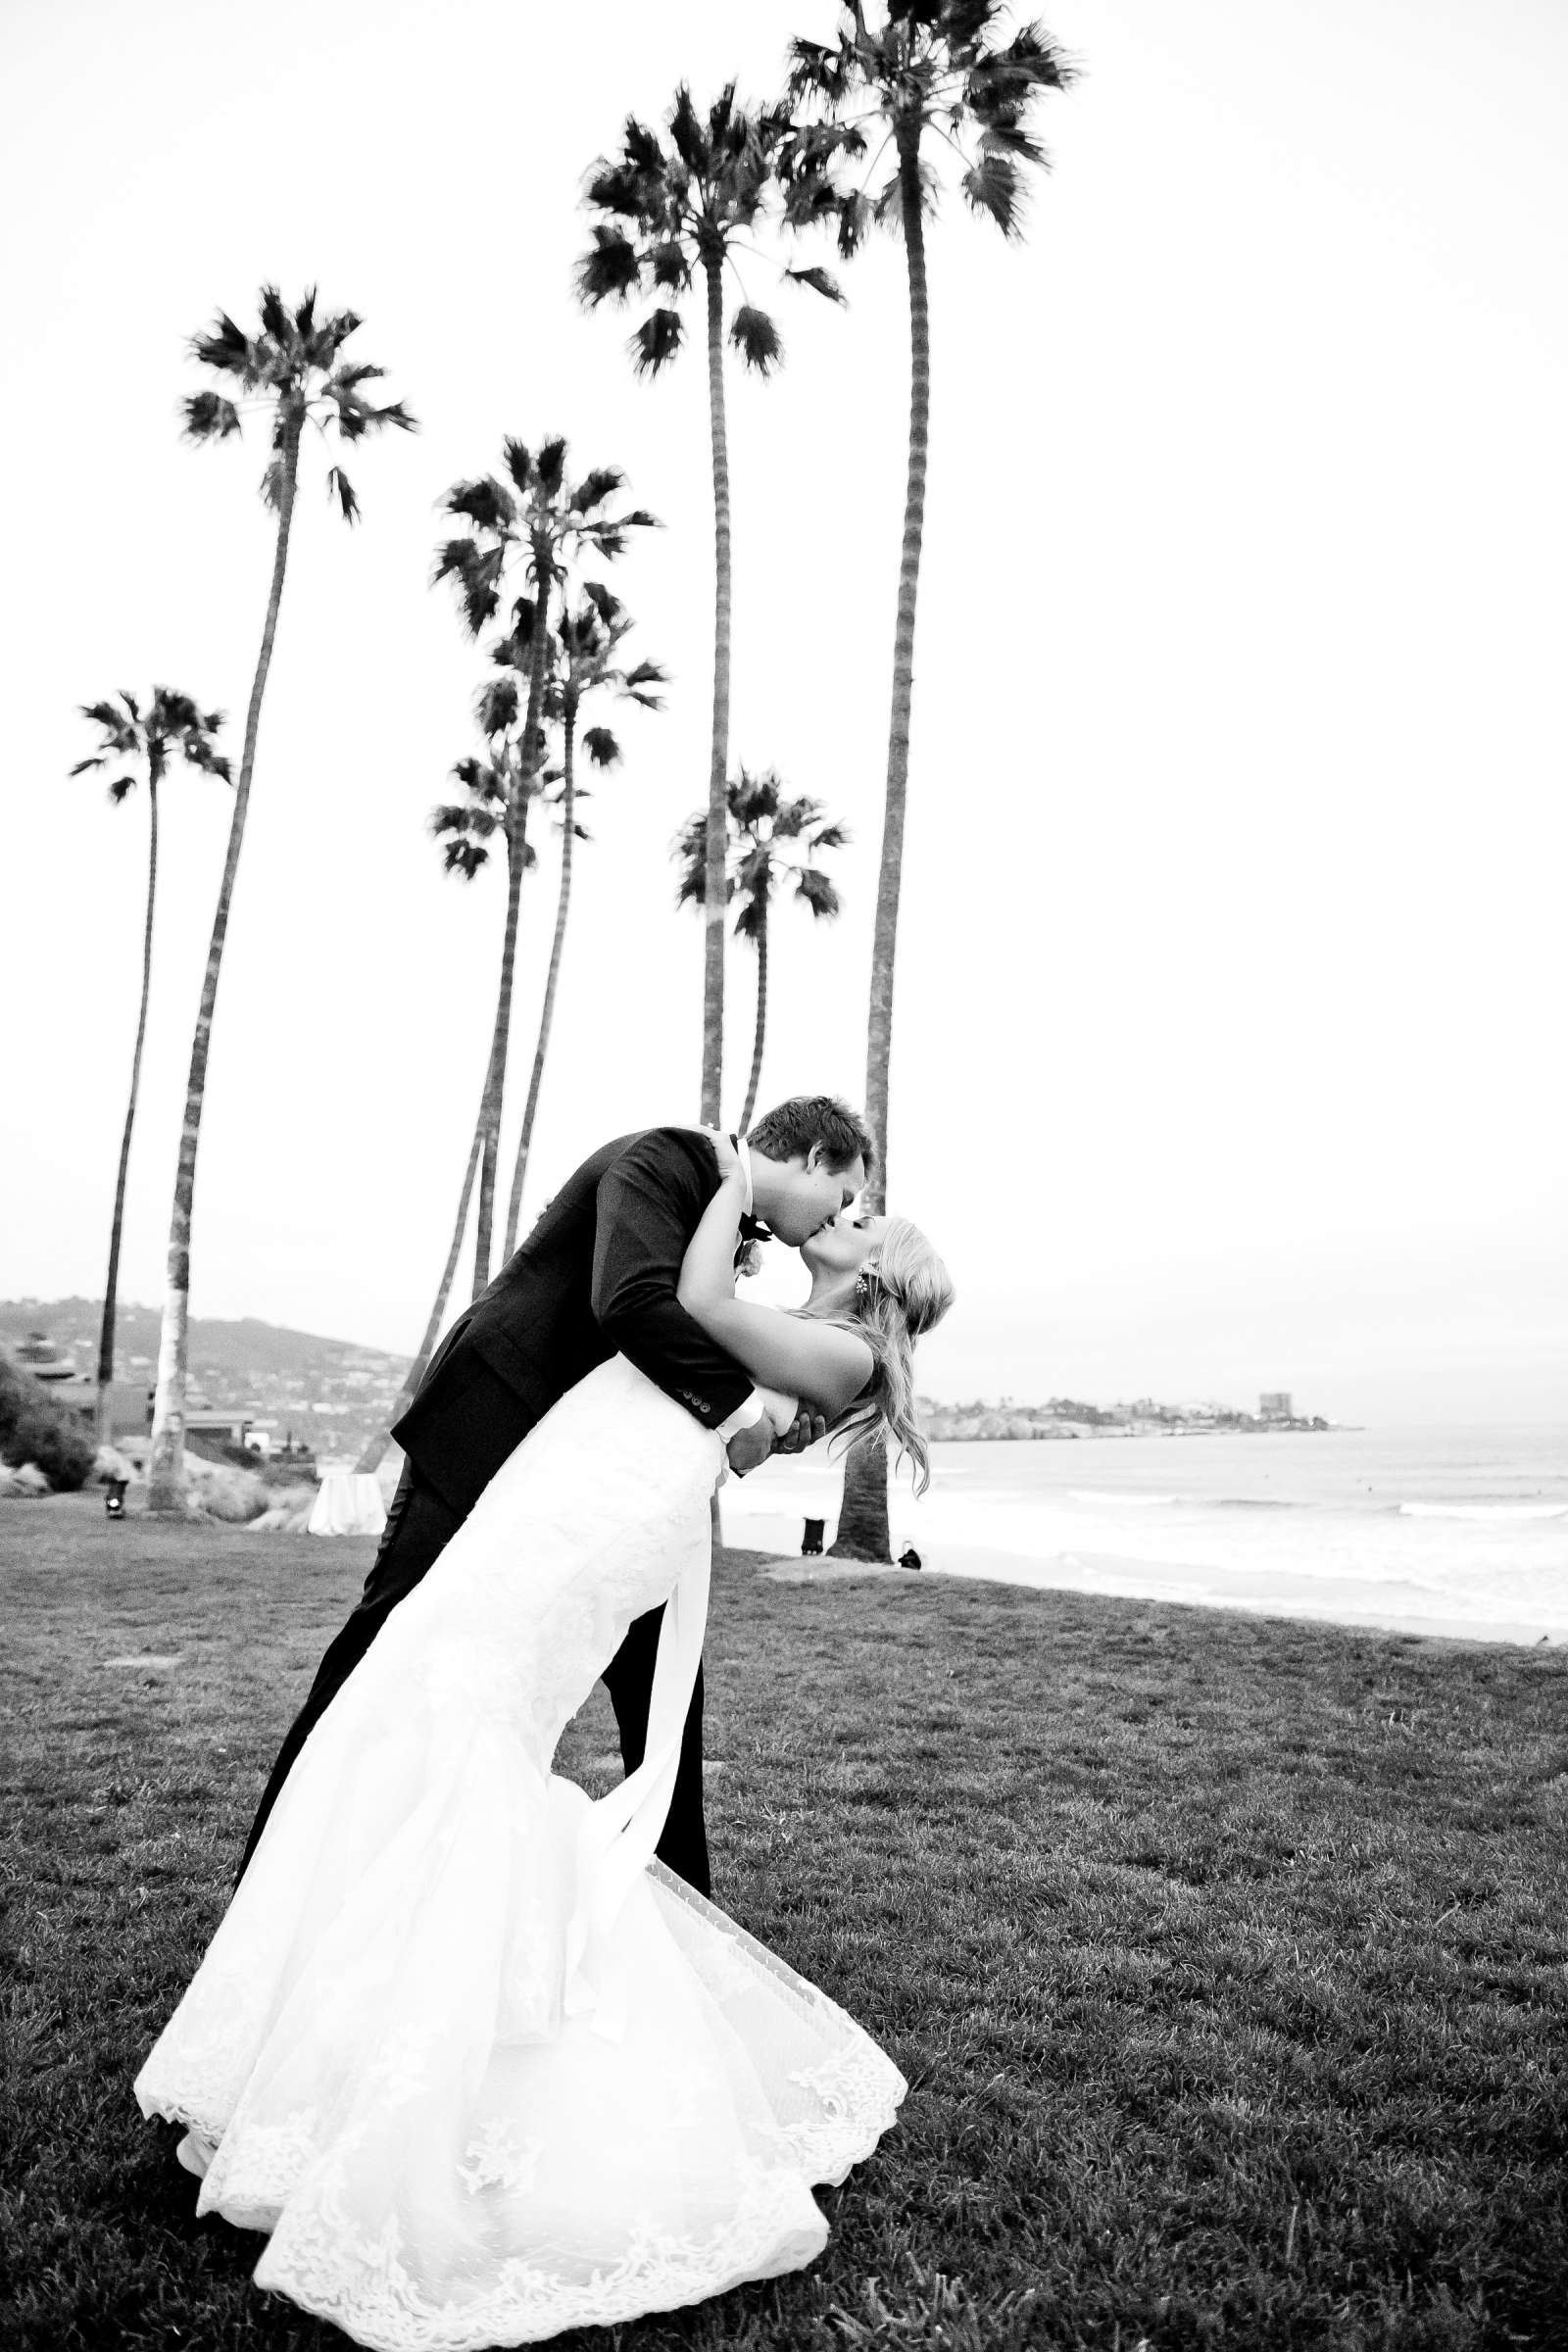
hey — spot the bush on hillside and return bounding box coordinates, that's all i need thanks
[0,1356,95,1493]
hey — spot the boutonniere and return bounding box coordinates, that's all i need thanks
[736,1240,764,1280]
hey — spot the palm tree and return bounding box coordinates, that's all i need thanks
[434,440,655,1292]
[72,690,230,1443]
[674,769,847,1133]
[785,4,1073,1558]
[577,84,844,1127]
[501,588,667,1259]
[350,691,542,1484]
[147,289,415,1513]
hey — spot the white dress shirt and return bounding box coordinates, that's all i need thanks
[712,1135,766,1442]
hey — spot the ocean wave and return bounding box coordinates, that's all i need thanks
[1398,1500,1568,1523]
[1068,1489,1297,1512]
[1068,1490,1180,1508]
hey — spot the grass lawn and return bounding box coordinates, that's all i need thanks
[3,1496,1566,2351]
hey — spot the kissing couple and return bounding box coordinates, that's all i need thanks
[136,1096,954,2348]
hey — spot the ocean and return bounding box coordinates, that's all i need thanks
[719,1422,1568,1645]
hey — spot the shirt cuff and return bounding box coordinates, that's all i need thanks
[714,1390,766,1443]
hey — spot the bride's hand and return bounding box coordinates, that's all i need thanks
[698,1128,744,1185]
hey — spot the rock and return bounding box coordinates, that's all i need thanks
[0,1459,51,1497]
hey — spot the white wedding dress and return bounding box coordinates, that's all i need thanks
[135,1354,905,2349]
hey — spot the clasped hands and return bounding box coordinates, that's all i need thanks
[725,1397,827,1478]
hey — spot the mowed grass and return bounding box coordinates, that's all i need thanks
[3,1499,1567,2352]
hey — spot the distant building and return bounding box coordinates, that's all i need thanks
[1259,1392,1293,1420]
[13,1331,77,1382]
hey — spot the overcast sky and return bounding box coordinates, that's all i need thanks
[2,0,1564,1424]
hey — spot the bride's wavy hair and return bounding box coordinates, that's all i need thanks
[825,1217,955,1495]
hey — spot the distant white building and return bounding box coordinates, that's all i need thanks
[1259,1392,1293,1420]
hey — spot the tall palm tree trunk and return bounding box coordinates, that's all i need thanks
[831,122,931,1566]
[738,917,767,1135]
[96,776,159,1444]
[504,696,578,1260]
[355,1109,483,1475]
[700,253,731,1125]
[148,410,302,1513]
[471,574,553,1296]
[470,801,530,1301]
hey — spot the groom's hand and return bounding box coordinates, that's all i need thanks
[772,1408,828,1455]
[725,1418,774,1479]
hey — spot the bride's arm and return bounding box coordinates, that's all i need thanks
[677,1163,873,1421]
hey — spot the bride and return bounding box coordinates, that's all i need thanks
[135,1135,954,2349]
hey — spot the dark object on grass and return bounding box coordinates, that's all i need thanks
[105,1478,129,1519]
[803,1517,825,1556]
[898,1545,922,1571]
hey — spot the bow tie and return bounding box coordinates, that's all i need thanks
[738,1211,772,1246]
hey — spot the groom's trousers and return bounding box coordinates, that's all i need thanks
[235,1457,712,1898]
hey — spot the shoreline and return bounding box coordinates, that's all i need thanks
[752,1538,1565,1649]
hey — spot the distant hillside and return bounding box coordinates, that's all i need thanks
[0,1299,412,1463]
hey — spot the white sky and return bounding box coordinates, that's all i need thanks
[2,0,1565,1424]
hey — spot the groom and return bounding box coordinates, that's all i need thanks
[238,1096,873,1894]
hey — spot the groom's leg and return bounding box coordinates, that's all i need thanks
[235,1461,462,1883]
[603,1606,711,1900]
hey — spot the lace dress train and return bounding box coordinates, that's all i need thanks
[134,1354,905,2349]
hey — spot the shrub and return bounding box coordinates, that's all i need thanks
[0,1356,95,1494]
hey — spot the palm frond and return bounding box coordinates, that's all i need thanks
[623,116,667,182]
[433,538,506,635]
[575,225,642,308]
[107,775,138,804]
[189,309,255,381]
[649,239,693,292]
[794,867,843,917]
[582,725,622,767]
[630,308,684,375]
[584,157,654,220]
[259,283,290,345]
[501,439,533,495]
[445,474,516,531]
[181,389,243,441]
[960,149,1024,235]
[836,188,875,259]
[439,839,491,880]
[476,675,520,735]
[572,465,625,514]
[324,464,360,523]
[785,264,846,305]
[667,84,710,177]
[536,437,568,496]
[729,305,783,375]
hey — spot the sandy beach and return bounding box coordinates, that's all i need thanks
[723,1426,1568,1649]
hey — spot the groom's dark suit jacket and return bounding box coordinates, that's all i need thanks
[392,1125,755,1517]
[237,1125,755,1893]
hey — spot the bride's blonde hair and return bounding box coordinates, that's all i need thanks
[826,1216,955,1495]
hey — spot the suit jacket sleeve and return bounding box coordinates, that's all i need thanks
[591,1130,755,1430]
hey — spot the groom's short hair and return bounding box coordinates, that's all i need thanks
[746,1096,874,1175]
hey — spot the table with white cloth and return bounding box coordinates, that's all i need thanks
[306,1473,387,1538]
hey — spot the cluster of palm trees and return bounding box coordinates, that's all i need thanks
[75,4,1072,1547]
